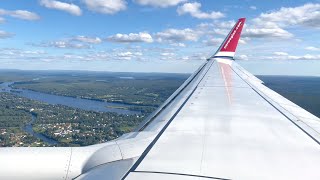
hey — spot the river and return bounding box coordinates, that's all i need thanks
[0,82,141,145]
[23,114,58,145]
[0,82,140,114]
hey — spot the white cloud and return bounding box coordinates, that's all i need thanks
[243,27,293,39]
[250,6,257,10]
[198,20,293,39]
[198,21,235,30]
[74,36,102,44]
[115,51,143,60]
[134,52,143,56]
[0,30,14,39]
[181,56,189,60]
[268,52,320,60]
[161,52,175,56]
[23,50,46,55]
[0,48,146,62]
[239,39,247,44]
[0,9,40,20]
[197,4,317,41]
[83,52,109,61]
[184,53,207,61]
[305,46,320,51]
[40,0,82,16]
[0,17,5,23]
[254,3,320,28]
[202,38,223,46]
[214,21,235,29]
[28,51,110,62]
[83,0,126,14]
[286,54,320,60]
[196,21,235,36]
[134,0,186,8]
[203,37,246,47]
[31,35,103,50]
[240,3,320,40]
[51,41,91,49]
[0,48,47,61]
[196,18,293,43]
[236,54,248,60]
[107,32,153,43]
[155,28,199,42]
[118,51,132,56]
[160,56,174,61]
[161,53,204,61]
[274,52,289,56]
[170,42,186,47]
[177,2,224,20]
[63,54,85,60]
[35,41,91,49]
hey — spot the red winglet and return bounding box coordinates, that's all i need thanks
[213,18,246,59]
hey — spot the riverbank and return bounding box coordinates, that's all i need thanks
[0,92,146,147]
[0,82,141,114]
[23,113,58,145]
[0,72,187,147]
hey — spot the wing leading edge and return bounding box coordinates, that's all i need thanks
[1,18,320,180]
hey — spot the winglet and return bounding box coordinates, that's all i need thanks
[212,18,246,60]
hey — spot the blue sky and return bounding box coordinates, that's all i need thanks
[0,0,320,76]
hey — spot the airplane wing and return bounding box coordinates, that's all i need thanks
[1,18,320,180]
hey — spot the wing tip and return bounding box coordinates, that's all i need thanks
[211,17,246,60]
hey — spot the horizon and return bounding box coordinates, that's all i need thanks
[1,63,320,77]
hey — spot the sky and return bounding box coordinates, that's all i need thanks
[0,0,320,76]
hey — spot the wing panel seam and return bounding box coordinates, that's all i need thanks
[135,61,208,131]
[121,60,215,179]
[133,171,231,180]
[65,147,73,180]
[230,65,320,146]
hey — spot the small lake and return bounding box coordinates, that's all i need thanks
[0,81,141,145]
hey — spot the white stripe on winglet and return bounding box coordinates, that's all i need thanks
[214,51,235,57]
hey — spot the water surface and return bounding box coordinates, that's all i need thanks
[0,82,140,115]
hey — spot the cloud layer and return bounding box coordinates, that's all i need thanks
[177,2,224,19]
[0,9,40,20]
[3,1,320,68]
[0,30,14,39]
[83,0,127,14]
[40,0,82,16]
[155,28,199,42]
[135,0,186,8]
[107,32,153,43]
[254,3,320,28]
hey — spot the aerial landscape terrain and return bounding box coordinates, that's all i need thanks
[0,70,188,147]
[0,70,319,147]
